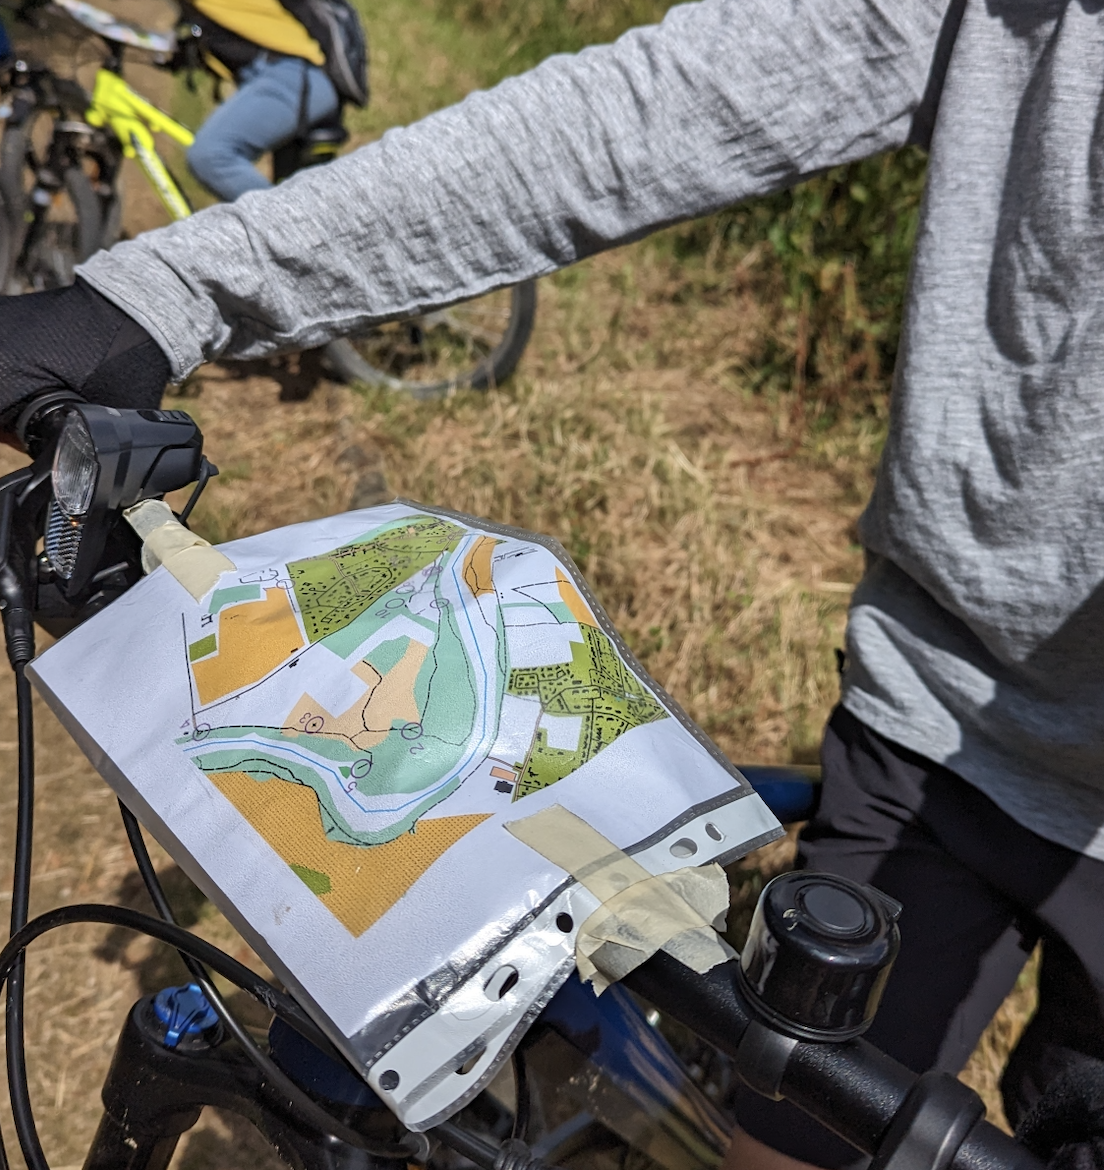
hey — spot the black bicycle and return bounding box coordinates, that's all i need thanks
[0,388,1052,1170]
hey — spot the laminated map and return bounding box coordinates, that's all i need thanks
[29,502,782,1128]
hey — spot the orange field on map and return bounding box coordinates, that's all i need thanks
[208,770,490,935]
[192,588,305,706]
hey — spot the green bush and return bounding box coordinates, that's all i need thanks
[671,148,927,412]
[436,0,927,412]
[436,0,674,77]
[745,148,928,409]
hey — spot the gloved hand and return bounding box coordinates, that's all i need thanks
[1018,1060,1104,1170]
[0,278,171,443]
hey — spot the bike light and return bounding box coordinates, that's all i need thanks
[43,405,205,596]
[52,410,99,518]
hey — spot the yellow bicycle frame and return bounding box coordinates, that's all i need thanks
[84,70,195,222]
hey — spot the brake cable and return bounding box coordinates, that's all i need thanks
[0,469,51,1170]
[0,902,430,1162]
[118,803,340,1047]
[0,897,567,1169]
[116,801,432,1161]
[4,662,44,1170]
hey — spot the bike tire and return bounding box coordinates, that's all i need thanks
[28,165,102,288]
[96,165,124,251]
[0,121,26,293]
[1,116,104,292]
[322,279,538,399]
[75,137,124,251]
[0,192,12,295]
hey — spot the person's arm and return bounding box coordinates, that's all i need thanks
[76,0,954,382]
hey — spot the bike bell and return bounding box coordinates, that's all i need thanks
[738,872,901,1041]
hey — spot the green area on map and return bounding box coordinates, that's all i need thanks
[508,624,666,798]
[288,516,465,643]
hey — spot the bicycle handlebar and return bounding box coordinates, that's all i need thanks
[625,951,1044,1170]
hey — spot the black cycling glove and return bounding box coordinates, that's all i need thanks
[0,278,171,437]
[1018,1061,1104,1170]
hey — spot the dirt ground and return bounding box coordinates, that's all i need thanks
[0,3,1036,1166]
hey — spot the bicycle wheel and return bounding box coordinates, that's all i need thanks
[322,280,537,399]
[1,113,104,292]
[0,192,11,294]
[0,121,26,293]
[93,147,125,251]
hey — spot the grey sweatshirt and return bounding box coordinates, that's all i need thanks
[79,0,1104,860]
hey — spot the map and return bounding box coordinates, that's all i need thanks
[176,513,668,936]
[29,502,780,1128]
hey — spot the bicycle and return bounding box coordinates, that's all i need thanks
[0,0,538,398]
[0,388,1053,1170]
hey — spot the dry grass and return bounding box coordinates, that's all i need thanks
[960,953,1040,1132]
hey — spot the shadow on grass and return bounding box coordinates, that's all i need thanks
[94,864,211,995]
[172,1108,286,1170]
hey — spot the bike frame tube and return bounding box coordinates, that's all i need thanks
[84,69,193,221]
[129,136,191,221]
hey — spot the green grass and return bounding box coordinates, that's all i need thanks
[433,0,675,78]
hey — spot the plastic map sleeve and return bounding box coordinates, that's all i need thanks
[28,502,783,1129]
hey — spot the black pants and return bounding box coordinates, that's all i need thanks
[732,706,1104,1167]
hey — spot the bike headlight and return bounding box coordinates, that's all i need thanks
[43,404,205,595]
[51,410,99,519]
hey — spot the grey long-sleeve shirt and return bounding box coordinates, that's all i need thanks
[80,0,1104,860]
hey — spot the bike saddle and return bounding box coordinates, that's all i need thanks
[274,120,350,180]
[300,121,350,149]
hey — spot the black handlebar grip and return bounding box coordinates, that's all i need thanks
[623,952,1045,1170]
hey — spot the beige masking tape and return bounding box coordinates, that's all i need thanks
[124,499,236,601]
[505,804,735,994]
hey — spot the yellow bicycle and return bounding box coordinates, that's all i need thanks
[0,0,537,395]
[84,58,194,221]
